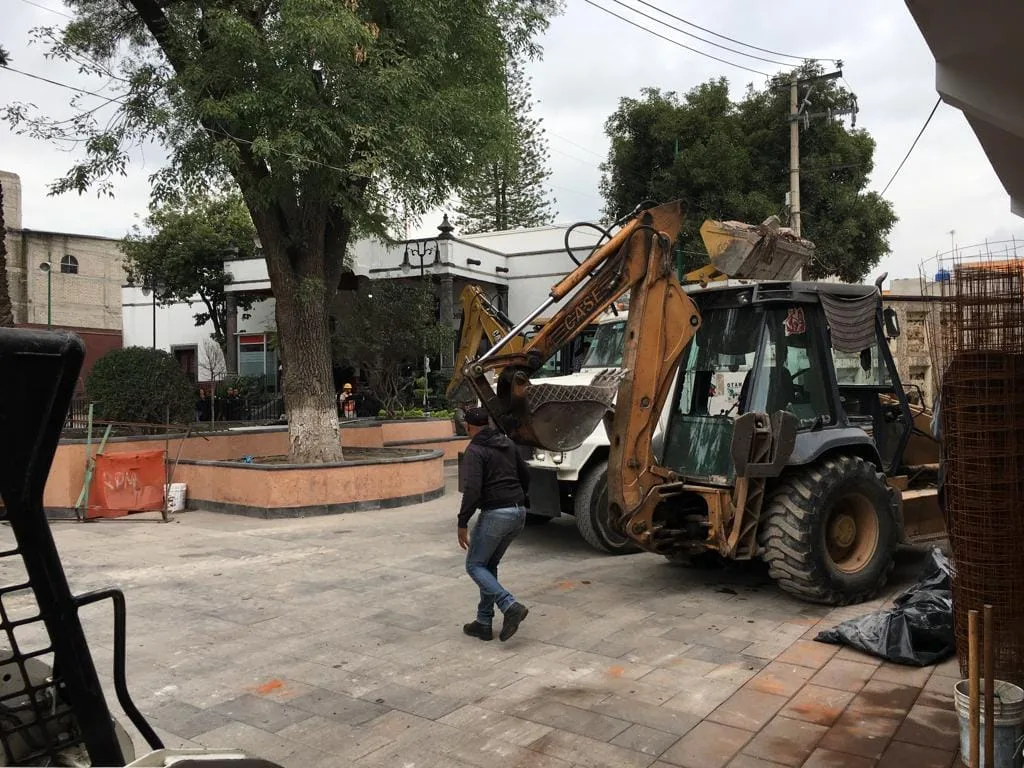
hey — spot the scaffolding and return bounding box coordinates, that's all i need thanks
[924,249,1024,686]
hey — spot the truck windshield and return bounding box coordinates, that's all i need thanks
[581,320,625,369]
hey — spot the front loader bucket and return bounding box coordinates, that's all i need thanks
[700,217,814,281]
[510,370,623,451]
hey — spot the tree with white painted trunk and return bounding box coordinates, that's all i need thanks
[3,0,560,462]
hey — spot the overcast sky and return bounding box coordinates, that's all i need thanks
[2,0,1022,285]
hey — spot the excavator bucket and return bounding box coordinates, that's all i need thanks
[700,216,814,281]
[509,370,623,451]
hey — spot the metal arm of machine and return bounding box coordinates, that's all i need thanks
[465,202,702,513]
[447,285,522,405]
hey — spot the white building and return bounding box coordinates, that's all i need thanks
[121,217,604,383]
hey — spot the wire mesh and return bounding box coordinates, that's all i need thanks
[927,252,1024,685]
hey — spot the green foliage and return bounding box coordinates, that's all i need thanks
[377,408,455,420]
[86,347,194,424]
[121,193,257,348]
[600,65,897,282]
[333,280,456,414]
[454,57,555,233]
[3,0,560,461]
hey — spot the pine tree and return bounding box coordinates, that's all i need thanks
[0,45,14,328]
[454,59,556,234]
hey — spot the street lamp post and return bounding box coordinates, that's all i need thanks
[38,261,52,327]
[140,279,163,349]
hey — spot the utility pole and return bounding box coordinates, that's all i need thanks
[783,66,856,277]
[789,79,801,238]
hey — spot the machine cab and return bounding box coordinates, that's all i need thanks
[661,282,913,484]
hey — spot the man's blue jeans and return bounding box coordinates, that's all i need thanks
[466,505,526,625]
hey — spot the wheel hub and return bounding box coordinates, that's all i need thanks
[829,514,857,549]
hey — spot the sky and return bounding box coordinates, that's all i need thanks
[2,0,1022,286]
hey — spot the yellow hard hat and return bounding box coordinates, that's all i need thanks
[343,383,353,390]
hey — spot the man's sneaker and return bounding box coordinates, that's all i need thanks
[499,603,529,641]
[463,621,493,641]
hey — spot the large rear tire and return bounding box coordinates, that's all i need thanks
[759,455,898,605]
[574,461,641,555]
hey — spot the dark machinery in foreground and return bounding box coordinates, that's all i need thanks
[0,328,282,767]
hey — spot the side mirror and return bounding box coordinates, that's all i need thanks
[883,307,901,339]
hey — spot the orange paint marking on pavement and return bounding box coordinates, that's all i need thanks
[254,679,285,695]
[606,666,626,678]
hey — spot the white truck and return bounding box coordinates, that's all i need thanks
[523,311,649,553]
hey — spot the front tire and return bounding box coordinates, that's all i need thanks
[759,455,898,605]
[574,461,640,555]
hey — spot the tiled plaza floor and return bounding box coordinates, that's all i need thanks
[29,472,966,767]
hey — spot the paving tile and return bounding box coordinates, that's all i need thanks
[931,656,963,679]
[819,711,902,759]
[438,704,552,747]
[809,659,876,692]
[610,723,680,757]
[194,720,305,763]
[801,747,875,767]
[276,716,387,759]
[845,679,921,719]
[359,682,462,720]
[876,739,956,768]
[439,730,574,768]
[780,684,854,726]
[145,699,233,739]
[510,699,631,742]
[288,688,390,725]
[660,720,753,768]
[892,704,961,752]
[744,662,816,698]
[776,641,839,670]
[917,674,956,710]
[834,646,882,666]
[725,755,788,768]
[707,688,789,731]
[210,694,312,733]
[741,715,828,767]
[528,727,654,768]
[872,661,933,688]
[662,676,742,718]
[590,695,701,736]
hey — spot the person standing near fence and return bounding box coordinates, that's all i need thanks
[338,383,357,420]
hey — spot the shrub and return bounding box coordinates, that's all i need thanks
[86,347,195,424]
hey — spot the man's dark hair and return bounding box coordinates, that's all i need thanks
[464,407,490,427]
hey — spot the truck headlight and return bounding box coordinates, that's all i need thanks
[533,450,546,462]
[552,453,564,465]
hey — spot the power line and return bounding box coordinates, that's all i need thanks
[547,131,605,159]
[14,0,74,19]
[880,97,941,197]
[602,0,796,68]
[581,0,770,77]
[1,64,125,104]
[548,145,602,170]
[629,0,837,65]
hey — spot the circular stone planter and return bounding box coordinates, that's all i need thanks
[171,446,445,519]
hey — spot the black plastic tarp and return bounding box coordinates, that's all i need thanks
[815,548,955,666]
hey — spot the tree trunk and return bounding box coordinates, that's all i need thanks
[0,181,14,328]
[274,284,343,463]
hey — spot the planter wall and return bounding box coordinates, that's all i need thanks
[173,449,445,518]
[46,419,466,516]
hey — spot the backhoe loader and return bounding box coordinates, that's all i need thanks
[465,201,943,605]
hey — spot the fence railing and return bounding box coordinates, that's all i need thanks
[64,395,286,434]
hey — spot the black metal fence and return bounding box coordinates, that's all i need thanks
[64,394,286,434]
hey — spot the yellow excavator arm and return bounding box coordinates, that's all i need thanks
[465,202,813,551]
[447,285,524,406]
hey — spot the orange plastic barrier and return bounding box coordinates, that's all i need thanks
[86,450,166,519]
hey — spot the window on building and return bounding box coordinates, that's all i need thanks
[237,334,279,392]
[60,254,79,274]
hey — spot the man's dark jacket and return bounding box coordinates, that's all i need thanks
[458,427,530,528]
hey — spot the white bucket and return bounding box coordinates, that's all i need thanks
[165,483,187,513]
[954,678,1024,768]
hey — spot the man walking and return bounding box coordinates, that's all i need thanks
[458,407,530,642]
